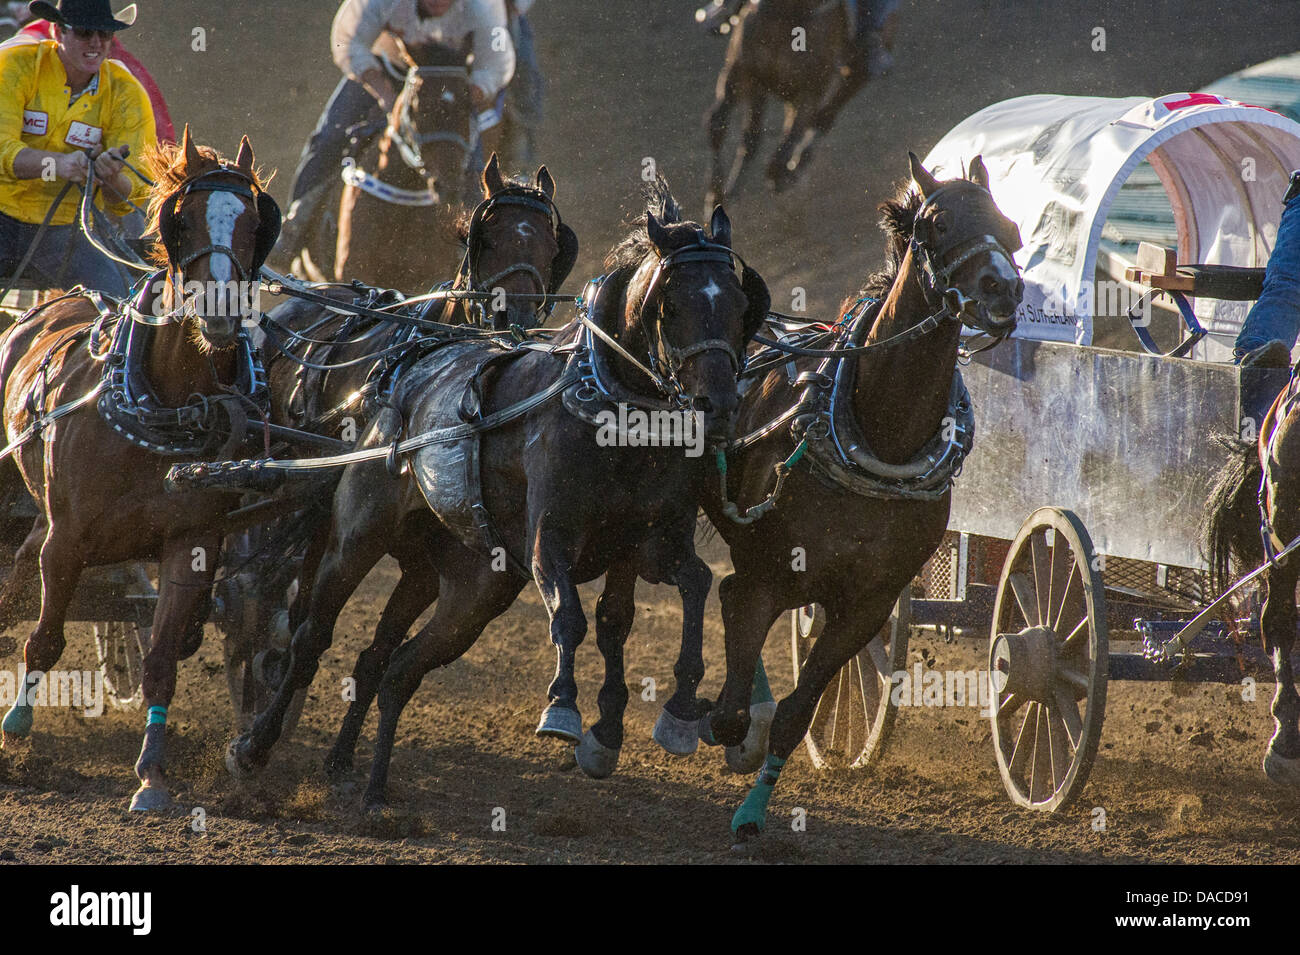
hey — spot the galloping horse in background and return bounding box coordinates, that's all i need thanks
[1208,372,1300,786]
[288,42,475,289]
[705,0,870,212]
[0,129,282,811]
[699,155,1022,839]
[224,181,769,812]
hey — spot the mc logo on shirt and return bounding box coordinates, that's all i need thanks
[21,109,48,135]
[64,121,102,149]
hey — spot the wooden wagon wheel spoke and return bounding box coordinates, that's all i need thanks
[1054,685,1084,748]
[990,508,1108,811]
[792,594,911,771]
[1007,571,1039,627]
[1058,616,1088,656]
[1030,531,1052,626]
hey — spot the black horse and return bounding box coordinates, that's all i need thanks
[224,181,770,810]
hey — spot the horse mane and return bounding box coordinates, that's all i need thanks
[142,140,271,267]
[604,176,693,271]
[843,161,996,312]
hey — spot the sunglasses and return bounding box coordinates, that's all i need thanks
[70,27,114,42]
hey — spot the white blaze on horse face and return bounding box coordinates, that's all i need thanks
[989,248,1019,286]
[204,191,246,284]
[516,221,536,240]
[700,277,723,313]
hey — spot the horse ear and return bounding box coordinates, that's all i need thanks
[481,152,505,198]
[182,124,201,169]
[646,211,671,253]
[709,204,732,248]
[535,165,555,199]
[909,151,940,198]
[235,136,255,176]
[968,155,990,191]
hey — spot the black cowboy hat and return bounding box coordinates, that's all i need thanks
[28,0,136,31]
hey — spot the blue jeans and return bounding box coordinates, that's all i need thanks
[0,209,129,297]
[1235,182,1300,358]
[289,76,387,204]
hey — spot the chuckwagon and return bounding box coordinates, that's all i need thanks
[792,91,1300,810]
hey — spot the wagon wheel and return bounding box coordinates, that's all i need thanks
[990,507,1108,811]
[791,591,911,769]
[94,619,152,710]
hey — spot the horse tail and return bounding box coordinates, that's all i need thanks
[1205,432,1264,593]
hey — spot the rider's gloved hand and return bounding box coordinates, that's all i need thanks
[92,145,127,181]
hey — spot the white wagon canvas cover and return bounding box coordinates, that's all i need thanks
[924,93,1300,359]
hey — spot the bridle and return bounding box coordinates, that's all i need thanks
[390,65,474,185]
[908,181,1022,340]
[453,185,579,325]
[582,230,750,406]
[141,165,280,328]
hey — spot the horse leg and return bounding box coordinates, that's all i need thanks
[769,99,822,193]
[704,67,742,213]
[700,571,781,753]
[228,456,398,775]
[0,516,46,634]
[130,531,220,811]
[653,553,713,755]
[363,565,523,811]
[1262,558,1300,783]
[533,534,589,742]
[721,96,766,207]
[811,61,869,134]
[324,548,439,779]
[1,525,80,742]
[575,557,637,778]
[731,590,897,840]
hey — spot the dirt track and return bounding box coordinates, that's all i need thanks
[4,0,1300,864]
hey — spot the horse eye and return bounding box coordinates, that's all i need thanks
[933,215,949,235]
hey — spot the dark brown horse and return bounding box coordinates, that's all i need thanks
[705,0,870,212]
[224,181,769,811]
[1208,377,1300,786]
[0,129,282,812]
[241,156,576,703]
[289,44,475,290]
[696,155,1022,839]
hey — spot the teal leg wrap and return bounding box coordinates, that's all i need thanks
[2,673,40,737]
[147,706,167,726]
[731,754,786,833]
[750,657,774,705]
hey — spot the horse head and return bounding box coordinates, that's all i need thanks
[457,153,577,330]
[612,179,769,446]
[906,152,1024,334]
[389,42,475,208]
[148,125,279,350]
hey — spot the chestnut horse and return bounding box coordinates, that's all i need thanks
[699,155,1023,839]
[0,129,282,812]
[289,43,475,290]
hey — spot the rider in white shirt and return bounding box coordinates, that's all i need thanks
[277,0,513,254]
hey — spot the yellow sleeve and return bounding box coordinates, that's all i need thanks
[104,64,156,216]
[0,48,35,178]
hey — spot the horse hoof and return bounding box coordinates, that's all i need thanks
[731,822,762,847]
[575,729,621,779]
[1264,747,1300,786]
[129,783,172,812]
[1,705,32,739]
[535,704,582,743]
[224,739,260,780]
[652,707,700,756]
[324,753,354,780]
[726,701,776,774]
[361,793,388,815]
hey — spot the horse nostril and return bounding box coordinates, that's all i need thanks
[694,396,715,415]
[981,274,1006,297]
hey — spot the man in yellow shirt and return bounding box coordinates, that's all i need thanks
[0,0,155,297]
